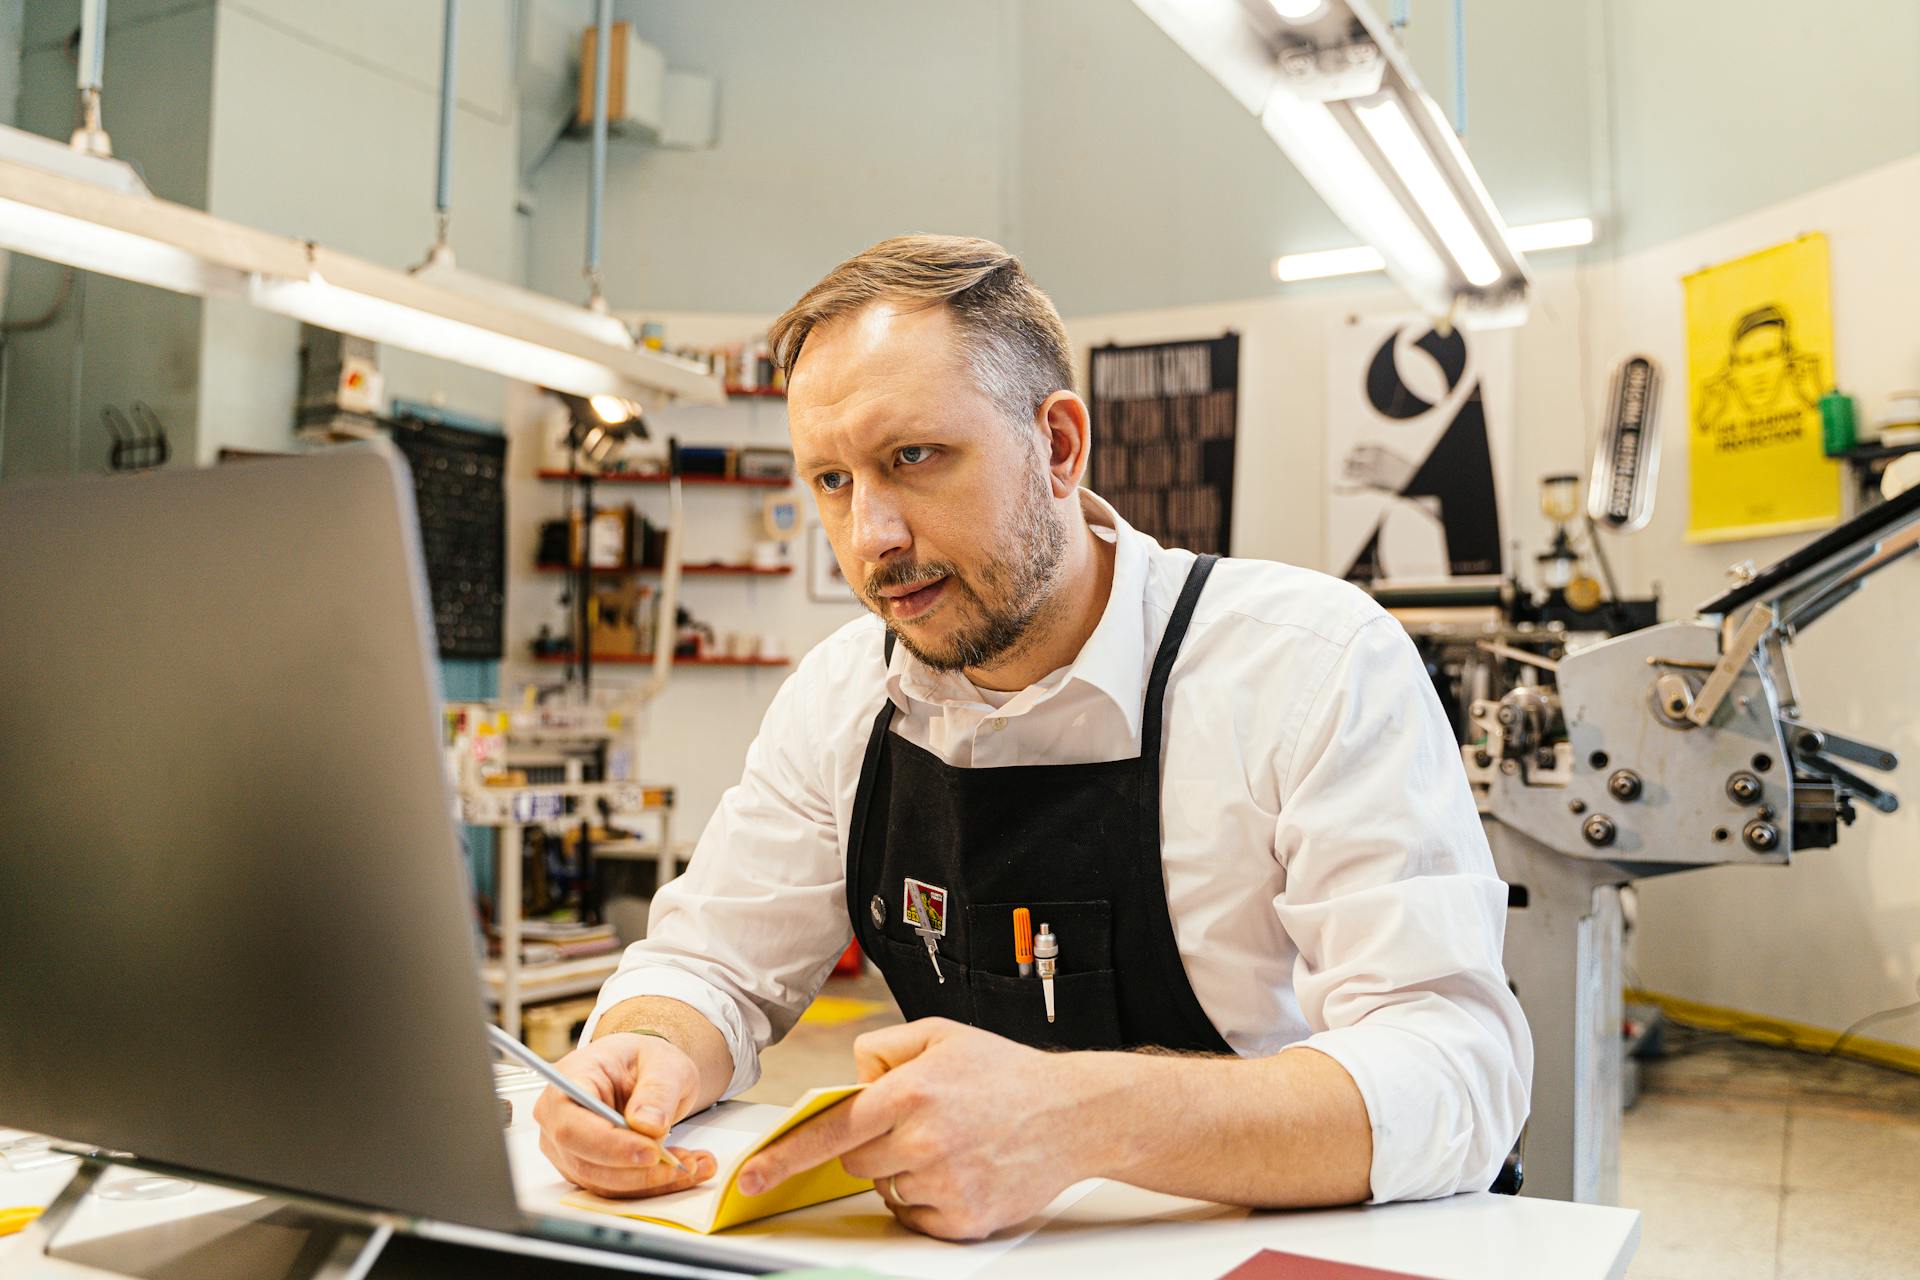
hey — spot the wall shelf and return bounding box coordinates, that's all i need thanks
[535,562,793,577]
[532,653,790,667]
[724,385,786,399]
[537,469,791,488]
[481,955,620,1005]
[1836,439,1920,507]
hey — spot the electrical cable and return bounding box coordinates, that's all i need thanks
[584,0,613,304]
[0,268,77,333]
[1452,0,1468,137]
[435,0,459,236]
[1826,985,1920,1060]
[0,267,78,478]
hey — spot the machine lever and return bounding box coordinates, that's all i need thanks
[1783,720,1898,773]
[1779,578,1863,636]
[1797,752,1900,815]
[1475,640,1560,673]
[1686,603,1773,727]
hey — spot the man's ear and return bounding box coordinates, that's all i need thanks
[1035,391,1091,499]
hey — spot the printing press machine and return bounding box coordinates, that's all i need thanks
[1374,347,1912,1205]
[1376,371,1920,1204]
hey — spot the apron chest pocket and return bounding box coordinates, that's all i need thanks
[876,935,974,1026]
[965,901,1121,1051]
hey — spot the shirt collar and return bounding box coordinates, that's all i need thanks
[884,489,1151,743]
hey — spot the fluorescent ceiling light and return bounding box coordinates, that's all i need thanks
[1261,91,1452,304]
[254,274,642,402]
[1132,0,1533,327]
[1508,217,1595,253]
[1126,0,1283,115]
[0,124,721,406]
[1274,217,1596,282]
[409,253,635,352]
[0,192,238,296]
[1274,244,1386,282]
[1352,95,1500,286]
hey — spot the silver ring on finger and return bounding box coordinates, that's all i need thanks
[879,1174,916,1208]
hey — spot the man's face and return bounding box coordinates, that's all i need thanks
[787,302,1067,672]
[1730,325,1789,410]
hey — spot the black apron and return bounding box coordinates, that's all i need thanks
[844,553,1232,1054]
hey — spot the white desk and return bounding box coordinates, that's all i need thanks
[1,1102,1639,1280]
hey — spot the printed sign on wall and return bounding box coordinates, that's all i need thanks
[1683,233,1840,542]
[1325,316,1514,583]
[1086,334,1239,555]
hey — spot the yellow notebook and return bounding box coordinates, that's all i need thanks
[561,1084,871,1234]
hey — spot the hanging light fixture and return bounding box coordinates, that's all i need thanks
[1274,216,1596,282]
[0,0,721,406]
[1132,0,1533,326]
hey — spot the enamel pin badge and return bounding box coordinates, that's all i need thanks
[903,878,948,983]
[902,878,947,935]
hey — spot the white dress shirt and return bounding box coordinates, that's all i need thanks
[583,491,1532,1202]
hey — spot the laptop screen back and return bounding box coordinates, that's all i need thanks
[0,448,520,1229]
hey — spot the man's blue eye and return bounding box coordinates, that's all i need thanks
[817,472,849,493]
[898,446,932,465]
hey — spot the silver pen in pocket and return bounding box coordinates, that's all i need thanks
[1034,922,1058,1023]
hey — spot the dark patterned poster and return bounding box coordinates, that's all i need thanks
[1325,315,1513,583]
[1086,334,1239,555]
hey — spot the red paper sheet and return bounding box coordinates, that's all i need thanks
[1217,1249,1438,1280]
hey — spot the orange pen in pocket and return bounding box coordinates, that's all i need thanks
[1013,908,1033,977]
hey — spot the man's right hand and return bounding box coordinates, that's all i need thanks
[532,1032,719,1198]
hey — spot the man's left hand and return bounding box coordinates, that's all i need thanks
[735,1018,1091,1241]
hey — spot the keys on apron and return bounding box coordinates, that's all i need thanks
[909,882,944,983]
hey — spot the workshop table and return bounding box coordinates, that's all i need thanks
[0,1103,1639,1280]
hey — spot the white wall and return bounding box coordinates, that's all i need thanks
[520,1,1920,321]
[1057,155,1920,1052]
[0,0,214,478]
[524,0,1017,315]
[1604,0,1920,255]
[196,0,526,459]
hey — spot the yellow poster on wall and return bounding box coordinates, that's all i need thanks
[1683,233,1840,542]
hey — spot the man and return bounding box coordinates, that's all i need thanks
[534,236,1530,1242]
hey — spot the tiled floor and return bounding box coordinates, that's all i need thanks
[744,975,1920,1279]
[1622,1024,1920,1280]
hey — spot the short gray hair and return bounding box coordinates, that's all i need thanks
[768,234,1074,427]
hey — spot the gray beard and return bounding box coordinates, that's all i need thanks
[883,470,1069,674]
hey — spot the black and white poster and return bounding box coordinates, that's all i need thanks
[1325,316,1512,583]
[1087,334,1239,555]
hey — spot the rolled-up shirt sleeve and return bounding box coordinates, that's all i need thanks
[1272,614,1532,1203]
[578,647,853,1098]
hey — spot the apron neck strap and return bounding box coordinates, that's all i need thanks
[1140,553,1220,763]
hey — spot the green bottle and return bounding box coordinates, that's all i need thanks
[1819,390,1857,456]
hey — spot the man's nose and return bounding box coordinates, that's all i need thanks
[849,484,910,565]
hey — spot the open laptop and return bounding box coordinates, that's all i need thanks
[0,446,780,1276]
